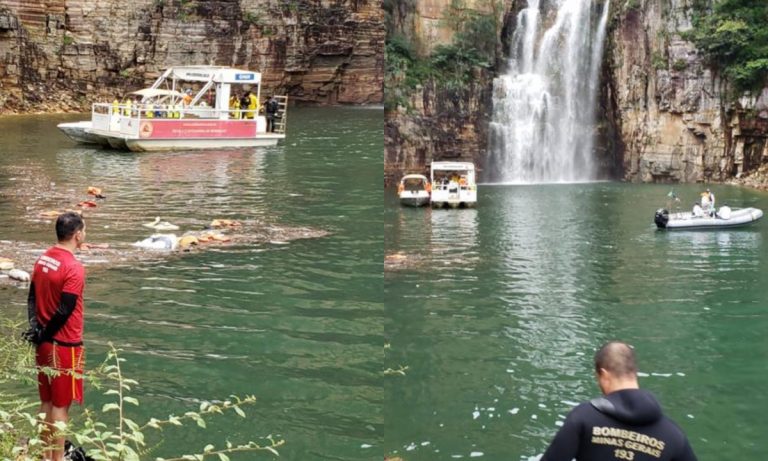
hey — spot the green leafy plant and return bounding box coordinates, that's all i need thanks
[0,319,283,460]
[243,11,262,26]
[624,0,642,12]
[672,59,688,71]
[651,51,667,70]
[384,2,500,111]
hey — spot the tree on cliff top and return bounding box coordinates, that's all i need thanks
[688,0,768,94]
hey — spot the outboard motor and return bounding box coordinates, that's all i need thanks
[654,208,669,228]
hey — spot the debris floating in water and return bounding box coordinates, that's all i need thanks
[143,217,180,231]
[8,268,30,282]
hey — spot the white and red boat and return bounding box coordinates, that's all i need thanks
[58,66,287,152]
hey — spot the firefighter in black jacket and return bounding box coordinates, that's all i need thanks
[542,341,698,461]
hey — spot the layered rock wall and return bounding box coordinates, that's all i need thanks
[384,0,503,185]
[607,0,768,183]
[384,74,492,185]
[0,0,383,114]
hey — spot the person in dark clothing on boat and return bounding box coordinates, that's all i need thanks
[265,95,279,132]
[541,341,698,461]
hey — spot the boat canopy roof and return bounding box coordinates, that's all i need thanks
[162,66,262,84]
[131,88,184,98]
[401,174,429,181]
[431,161,475,172]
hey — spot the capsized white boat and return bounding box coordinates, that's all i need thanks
[58,66,288,152]
[398,174,431,207]
[654,206,763,229]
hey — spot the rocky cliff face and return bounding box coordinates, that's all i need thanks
[384,0,501,185]
[0,0,383,114]
[386,0,768,187]
[384,74,492,185]
[605,1,768,184]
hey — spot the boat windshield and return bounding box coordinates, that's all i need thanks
[402,177,426,190]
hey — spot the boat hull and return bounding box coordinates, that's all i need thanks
[125,135,282,152]
[63,125,284,152]
[431,200,477,209]
[57,122,110,146]
[656,207,763,229]
[430,189,477,209]
[399,192,430,207]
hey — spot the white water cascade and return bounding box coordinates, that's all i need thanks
[487,0,611,184]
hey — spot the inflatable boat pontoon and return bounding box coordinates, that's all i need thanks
[655,207,763,230]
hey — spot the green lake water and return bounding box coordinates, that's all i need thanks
[385,183,768,460]
[3,108,768,461]
[0,107,383,460]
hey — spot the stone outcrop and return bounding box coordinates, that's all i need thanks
[606,1,768,184]
[384,73,492,185]
[384,0,502,185]
[0,0,383,114]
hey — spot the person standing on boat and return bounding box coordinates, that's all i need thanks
[229,93,241,119]
[182,88,193,107]
[24,212,88,461]
[700,189,715,216]
[245,90,260,120]
[266,95,278,132]
[540,341,698,461]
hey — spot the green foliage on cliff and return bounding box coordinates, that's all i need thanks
[384,2,500,111]
[687,0,768,94]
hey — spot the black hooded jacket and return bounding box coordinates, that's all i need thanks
[541,389,697,461]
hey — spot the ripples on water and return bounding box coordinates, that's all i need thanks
[0,108,383,460]
[386,183,768,459]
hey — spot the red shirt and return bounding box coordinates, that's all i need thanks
[32,246,85,344]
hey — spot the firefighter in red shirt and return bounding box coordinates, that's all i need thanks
[25,211,87,461]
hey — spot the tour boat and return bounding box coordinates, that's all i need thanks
[57,66,287,152]
[430,161,477,208]
[654,207,763,229]
[398,174,431,207]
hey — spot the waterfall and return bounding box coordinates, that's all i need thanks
[487,0,610,184]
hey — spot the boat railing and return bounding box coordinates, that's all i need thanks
[272,96,288,134]
[91,100,288,136]
[431,181,476,192]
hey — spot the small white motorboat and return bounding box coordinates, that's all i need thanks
[655,206,763,229]
[398,174,431,207]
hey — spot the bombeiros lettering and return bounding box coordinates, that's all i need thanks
[592,426,665,458]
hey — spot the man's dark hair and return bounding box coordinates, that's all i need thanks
[56,212,84,241]
[594,341,637,377]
